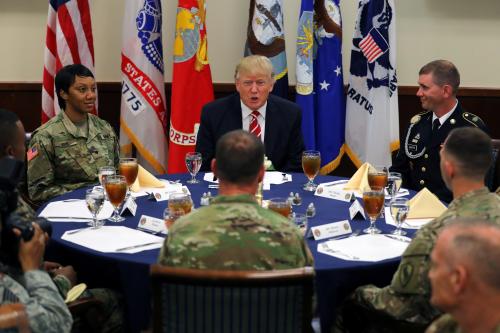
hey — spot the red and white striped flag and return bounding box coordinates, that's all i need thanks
[42,0,96,123]
[119,0,168,174]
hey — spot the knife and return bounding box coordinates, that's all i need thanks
[44,216,93,221]
[115,241,163,252]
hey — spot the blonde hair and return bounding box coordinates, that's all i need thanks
[234,55,275,81]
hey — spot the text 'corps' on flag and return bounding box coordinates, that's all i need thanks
[167,0,214,174]
[120,0,168,174]
[296,0,346,174]
[245,0,288,98]
[42,0,96,123]
[345,0,399,168]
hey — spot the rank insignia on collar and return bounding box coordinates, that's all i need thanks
[450,119,456,125]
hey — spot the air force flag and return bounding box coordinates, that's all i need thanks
[345,0,399,168]
[296,0,346,174]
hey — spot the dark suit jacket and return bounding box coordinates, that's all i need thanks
[391,102,488,203]
[196,93,305,172]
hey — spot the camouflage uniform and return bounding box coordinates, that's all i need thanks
[14,196,124,333]
[27,111,119,204]
[0,269,73,332]
[336,188,500,332]
[426,314,500,333]
[159,194,313,270]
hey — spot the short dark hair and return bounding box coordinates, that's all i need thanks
[0,108,20,158]
[419,60,460,95]
[215,130,264,185]
[444,127,492,181]
[55,64,95,109]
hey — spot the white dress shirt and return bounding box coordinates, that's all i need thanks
[241,101,267,142]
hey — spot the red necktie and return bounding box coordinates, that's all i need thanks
[249,111,262,139]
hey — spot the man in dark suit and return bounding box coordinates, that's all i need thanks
[391,60,487,203]
[196,55,305,172]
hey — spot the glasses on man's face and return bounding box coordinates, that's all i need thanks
[240,80,268,88]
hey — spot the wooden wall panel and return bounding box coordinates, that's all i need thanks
[1,82,498,176]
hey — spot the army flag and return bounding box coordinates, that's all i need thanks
[245,0,288,98]
[345,0,399,168]
[167,0,214,173]
[120,0,168,174]
[296,0,346,174]
[42,0,96,123]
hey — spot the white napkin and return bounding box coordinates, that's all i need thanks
[61,226,164,253]
[39,200,114,222]
[317,234,410,261]
[203,172,291,190]
[384,207,432,230]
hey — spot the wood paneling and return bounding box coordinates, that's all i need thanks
[1,82,498,176]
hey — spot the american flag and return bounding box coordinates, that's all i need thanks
[42,0,96,123]
[359,28,389,63]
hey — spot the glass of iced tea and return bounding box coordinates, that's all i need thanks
[163,208,185,230]
[119,157,139,188]
[268,197,292,218]
[104,175,127,222]
[302,150,321,191]
[362,186,385,234]
[168,193,193,216]
[98,166,116,187]
[368,165,388,190]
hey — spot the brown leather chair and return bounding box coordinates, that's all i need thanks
[150,265,315,333]
[0,303,30,333]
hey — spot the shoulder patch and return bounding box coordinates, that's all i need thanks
[398,263,414,288]
[27,145,39,161]
[462,112,485,127]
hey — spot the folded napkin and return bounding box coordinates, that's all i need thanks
[407,187,447,219]
[343,162,373,192]
[131,165,165,192]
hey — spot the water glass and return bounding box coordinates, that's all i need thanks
[185,152,202,184]
[390,198,409,236]
[85,188,105,228]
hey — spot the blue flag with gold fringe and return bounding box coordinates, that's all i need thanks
[296,0,345,174]
[245,0,288,98]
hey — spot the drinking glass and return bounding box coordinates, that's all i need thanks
[368,165,388,189]
[268,197,292,218]
[163,208,186,230]
[386,172,402,200]
[302,150,321,191]
[390,198,409,236]
[185,152,202,184]
[168,193,193,215]
[291,212,308,229]
[104,175,127,222]
[85,188,105,228]
[119,157,139,189]
[98,166,116,187]
[362,186,385,234]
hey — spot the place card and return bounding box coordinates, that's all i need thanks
[315,185,354,202]
[349,200,366,220]
[308,220,352,241]
[137,215,167,234]
[120,196,137,216]
[151,186,191,202]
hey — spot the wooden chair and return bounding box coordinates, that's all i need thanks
[487,139,500,191]
[0,303,30,333]
[150,265,315,333]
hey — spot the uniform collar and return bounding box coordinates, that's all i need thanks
[432,99,458,126]
[211,194,258,205]
[448,187,490,210]
[61,111,99,141]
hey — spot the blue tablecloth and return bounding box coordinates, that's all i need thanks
[41,173,415,332]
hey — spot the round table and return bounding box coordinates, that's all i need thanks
[41,173,415,333]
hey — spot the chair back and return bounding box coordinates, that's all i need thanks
[150,265,314,333]
[486,139,500,191]
[0,303,30,333]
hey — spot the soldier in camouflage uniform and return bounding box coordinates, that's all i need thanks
[391,60,488,203]
[0,216,73,332]
[426,221,500,333]
[27,64,119,204]
[159,130,313,269]
[0,108,123,332]
[336,127,500,332]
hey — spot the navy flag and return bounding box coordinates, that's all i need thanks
[296,0,346,174]
[345,0,399,167]
[245,0,288,98]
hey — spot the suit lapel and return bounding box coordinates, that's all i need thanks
[264,97,278,157]
[228,93,243,130]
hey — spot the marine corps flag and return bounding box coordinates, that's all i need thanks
[245,0,288,98]
[345,0,399,167]
[168,0,214,174]
[120,0,168,173]
[296,0,346,174]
